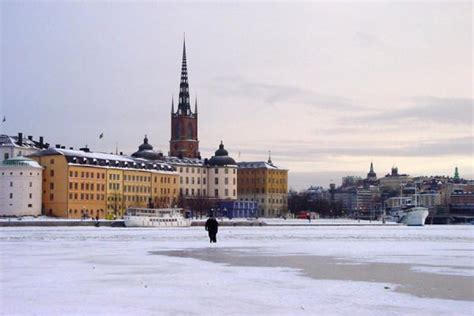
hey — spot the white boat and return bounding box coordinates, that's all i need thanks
[398,206,429,226]
[384,206,429,226]
[124,208,191,228]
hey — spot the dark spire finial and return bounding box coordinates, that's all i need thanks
[194,94,198,114]
[144,134,148,144]
[370,161,374,172]
[171,95,175,113]
[268,150,272,164]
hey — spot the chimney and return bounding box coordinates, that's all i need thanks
[55,144,61,149]
[18,133,23,146]
[27,135,33,141]
[39,136,44,147]
[120,152,123,155]
[80,147,90,153]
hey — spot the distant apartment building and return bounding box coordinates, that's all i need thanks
[29,148,179,219]
[333,188,357,211]
[237,158,288,217]
[0,157,43,216]
[356,186,381,212]
[379,167,412,191]
[0,133,48,163]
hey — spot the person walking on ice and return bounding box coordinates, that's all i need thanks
[205,215,219,243]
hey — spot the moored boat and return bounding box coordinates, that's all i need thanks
[124,207,191,227]
[398,206,429,226]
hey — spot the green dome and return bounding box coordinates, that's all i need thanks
[2,156,42,168]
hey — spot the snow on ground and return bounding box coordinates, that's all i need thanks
[0,225,473,315]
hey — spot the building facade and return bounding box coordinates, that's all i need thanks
[379,167,412,191]
[0,157,43,216]
[237,158,288,217]
[169,39,200,159]
[29,148,179,219]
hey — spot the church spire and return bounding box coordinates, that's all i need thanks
[370,162,374,173]
[171,95,174,114]
[177,35,191,115]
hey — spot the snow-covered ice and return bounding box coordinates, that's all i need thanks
[0,225,473,315]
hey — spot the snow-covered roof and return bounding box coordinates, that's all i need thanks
[28,148,176,172]
[237,161,286,170]
[162,156,205,166]
[0,134,45,150]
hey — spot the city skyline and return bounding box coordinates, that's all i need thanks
[1,1,472,190]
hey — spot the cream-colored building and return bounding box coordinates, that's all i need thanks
[0,157,43,216]
[132,138,237,202]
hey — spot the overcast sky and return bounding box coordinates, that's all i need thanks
[1,1,472,190]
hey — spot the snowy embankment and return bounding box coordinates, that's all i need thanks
[0,226,473,315]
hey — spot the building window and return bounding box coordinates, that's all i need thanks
[214,189,218,197]
[28,204,32,208]
[225,168,228,174]
[50,183,54,190]
[30,182,32,187]
[225,178,229,185]
[50,193,54,201]
[233,178,236,185]
[203,178,206,185]
[215,168,218,174]
[9,193,13,199]
[4,153,9,160]
[215,178,218,185]
[185,188,189,196]
[10,181,13,187]
[70,171,73,177]
[225,189,229,196]
[50,170,54,177]
[50,159,54,164]
[233,189,236,196]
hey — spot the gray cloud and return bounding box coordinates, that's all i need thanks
[235,136,473,162]
[210,76,360,110]
[342,96,473,126]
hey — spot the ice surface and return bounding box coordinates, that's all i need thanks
[0,226,473,315]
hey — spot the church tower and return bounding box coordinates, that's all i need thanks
[169,38,200,159]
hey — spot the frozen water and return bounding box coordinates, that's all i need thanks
[0,225,473,315]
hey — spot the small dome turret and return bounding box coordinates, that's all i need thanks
[206,141,236,166]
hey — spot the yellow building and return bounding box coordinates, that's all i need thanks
[29,148,179,219]
[237,159,288,217]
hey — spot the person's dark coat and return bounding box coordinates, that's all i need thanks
[205,218,219,234]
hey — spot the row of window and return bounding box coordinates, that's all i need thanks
[240,197,287,204]
[238,188,287,194]
[69,170,106,179]
[6,193,33,199]
[8,181,34,188]
[68,182,106,191]
[239,178,287,185]
[68,193,106,201]
[179,188,237,197]
[1,172,40,176]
